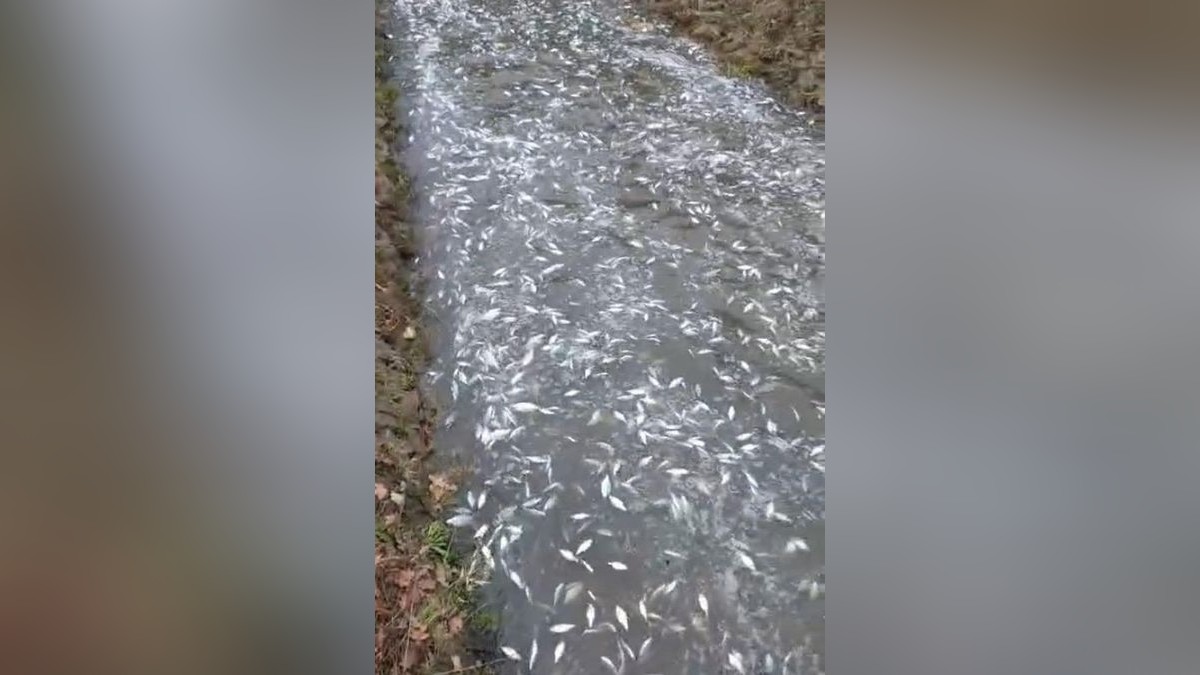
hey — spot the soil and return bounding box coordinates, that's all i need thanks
[374,3,497,672]
[644,0,825,115]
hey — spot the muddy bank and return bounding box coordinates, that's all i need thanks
[645,0,824,114]
[374,2,497,672]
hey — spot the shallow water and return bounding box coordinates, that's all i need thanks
[388,0,825,671]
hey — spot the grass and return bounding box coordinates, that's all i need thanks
[643,0,825,115]
[374,1,494,672]
[423,522,455,565]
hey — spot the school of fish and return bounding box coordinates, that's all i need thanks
[386,0,825,671]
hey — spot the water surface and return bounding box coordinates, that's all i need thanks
[389,0,825,671]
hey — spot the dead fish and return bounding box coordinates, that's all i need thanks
[563,582,585,605]
[446,514,474,528]
[786,538,810,553]
[615,605,629,631]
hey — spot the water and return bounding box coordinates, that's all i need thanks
[388,0,825,671]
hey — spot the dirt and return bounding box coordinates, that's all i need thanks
[644,0,825,115]
[374,3,497,673]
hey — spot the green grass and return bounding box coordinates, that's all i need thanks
[423,521,454,564]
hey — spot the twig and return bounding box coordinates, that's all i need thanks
[431,657,507,675]
[400,588,415,672]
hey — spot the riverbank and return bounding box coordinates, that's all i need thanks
[645,0,825,115]
[374,3,496,672]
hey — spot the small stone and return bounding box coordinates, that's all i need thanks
[403,326,416,340]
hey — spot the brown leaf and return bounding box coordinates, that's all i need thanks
[417,570,437,594]
[448,614,464,637]
[428,472,457,507]
[395,569,415,589]
[375,482,388,501]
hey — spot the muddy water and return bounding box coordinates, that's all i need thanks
[388,0,824,672]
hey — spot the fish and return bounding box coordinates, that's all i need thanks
[445,514,474,528]
[638,637,653,660]
[615,605,629,631]
[608,561,628,571]
[549,623,575,634]
[562,582,585,605]
[786,538,810,553]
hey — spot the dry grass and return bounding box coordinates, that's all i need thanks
[375,3,495,672]
[645,0,825,114]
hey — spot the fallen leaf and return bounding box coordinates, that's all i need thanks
[375,483,388,501]
[429,472,457,506]
[396,569,415,589]
[448,614,464,636]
